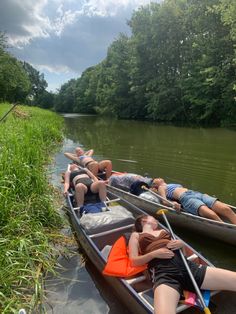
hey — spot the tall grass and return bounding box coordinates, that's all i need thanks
[0,103,64,313]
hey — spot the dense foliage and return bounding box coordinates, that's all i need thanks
[0,34,54,108]
[0,104,64,312]
[55,0,236,126]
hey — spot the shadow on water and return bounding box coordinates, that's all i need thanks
[44,247,130,314]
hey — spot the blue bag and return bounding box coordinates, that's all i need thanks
[80,202,106,215]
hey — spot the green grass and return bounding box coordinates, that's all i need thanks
[0,103,64,313]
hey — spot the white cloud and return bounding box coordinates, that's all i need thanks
[1,0,156,47]
[35,63,72,74]
[80,0,154,17]
[1,0,161,90]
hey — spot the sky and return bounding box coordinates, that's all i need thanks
[0,0,160,92]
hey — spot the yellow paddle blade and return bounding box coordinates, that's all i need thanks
[204,307,211,314]
[156,209,168,215]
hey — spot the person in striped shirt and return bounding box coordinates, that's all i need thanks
[152,178,236,224]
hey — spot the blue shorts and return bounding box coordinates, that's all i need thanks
[179,190,217,215]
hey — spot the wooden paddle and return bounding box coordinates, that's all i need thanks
[157,209,211,314]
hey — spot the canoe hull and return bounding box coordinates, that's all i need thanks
[66,191,215,313]
[107,185,236,246]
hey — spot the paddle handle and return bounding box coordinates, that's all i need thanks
[161,213,211,313]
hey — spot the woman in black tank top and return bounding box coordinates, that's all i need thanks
[129,214,236,314]
[63,164,107,207]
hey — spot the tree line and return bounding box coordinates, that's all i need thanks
[1,0,235,126]
[55,0,236,126]
[0,33,54,108]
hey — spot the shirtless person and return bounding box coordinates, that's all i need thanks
[64,147,112,179]
[153,178,236,224]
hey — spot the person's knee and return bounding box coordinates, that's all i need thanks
[106,160,112,167]
[75,183,87,192]
[98,181,106,188]
[220,205,235,217]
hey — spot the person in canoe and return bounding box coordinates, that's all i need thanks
[63,163,107,207]
[108,173,153,190]
[129,214,236,314]
[64,147,112,179]
[108,173,166,204]
[152,178,236,224]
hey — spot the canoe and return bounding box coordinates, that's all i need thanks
[106,184,236,246]
[65,190,217,313]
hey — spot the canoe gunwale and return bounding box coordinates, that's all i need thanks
[107,185,236,245]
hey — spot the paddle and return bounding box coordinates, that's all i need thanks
[157,209,211,314]
[141,185,178,208]
[0,103,18,123]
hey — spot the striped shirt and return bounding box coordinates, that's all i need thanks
[166,184,183,200]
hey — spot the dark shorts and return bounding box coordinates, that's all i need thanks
[149,253,207,295]
[75,177,93,195]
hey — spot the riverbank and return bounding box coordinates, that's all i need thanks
[0,103,70,313]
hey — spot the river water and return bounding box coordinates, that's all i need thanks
[47,114,236,313]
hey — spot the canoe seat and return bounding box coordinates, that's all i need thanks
[101,245,112,260]
[125,275,146,285]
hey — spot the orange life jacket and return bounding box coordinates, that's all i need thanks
[103,235,147,277]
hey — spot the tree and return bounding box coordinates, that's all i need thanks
[54,79,77,112]
[22,62,48,105]
[0,52,31,102]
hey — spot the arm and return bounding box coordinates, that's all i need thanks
[167,239,185,251]
[85,149,94,157]
[158,185,181,211]
[63,171,70,196]
[157,185,170,206]
[64,152,80,163]
[128,232,174,267]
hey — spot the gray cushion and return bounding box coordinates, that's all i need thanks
[80,204,134,235]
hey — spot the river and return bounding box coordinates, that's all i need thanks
[47,114,236,314]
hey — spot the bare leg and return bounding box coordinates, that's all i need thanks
[99,160,112,179]
[201,267,236,291]
[198,205,223,222]
[212,201,236,224]
[154,284,180,314]
[74,183,87,206]
[87,162,99,176]
[90,181,107,202]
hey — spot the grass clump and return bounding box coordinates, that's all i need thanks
[0,103,64,313]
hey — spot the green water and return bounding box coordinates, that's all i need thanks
[64,114,236,204]
[59,114,236,267]
[51,114,236,313]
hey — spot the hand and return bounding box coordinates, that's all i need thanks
[152,248,175,259]
[167,239,184,251]
[172,202,181,212]
[63,190,69,197]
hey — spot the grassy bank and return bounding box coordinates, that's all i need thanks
[0,103,64,313]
